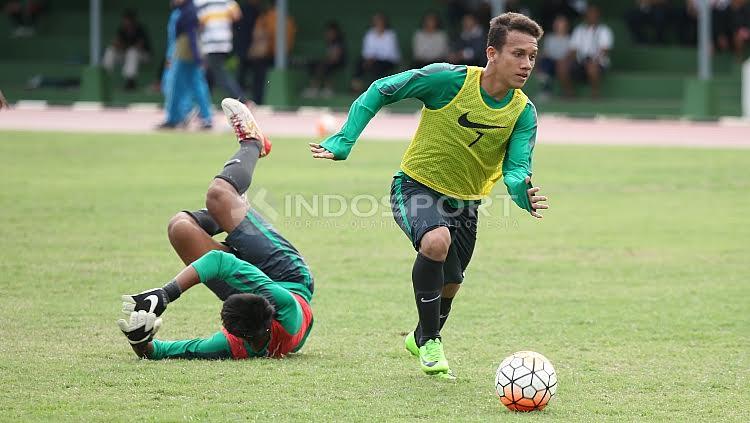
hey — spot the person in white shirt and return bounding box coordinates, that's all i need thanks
[558,5,613,98]
[351,13,400,92]
[537,15,571,98]
[194,0,248,103]
[412,12,449,68]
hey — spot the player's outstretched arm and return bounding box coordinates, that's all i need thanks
[147,331,234,360]
[311,65,452,161]
[117,309,233,360]
[502,102,548,218]
[309,85,386,161]
[121,257,211,316]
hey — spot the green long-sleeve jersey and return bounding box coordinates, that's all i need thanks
[320,63,537,212]
[149,250,313,360]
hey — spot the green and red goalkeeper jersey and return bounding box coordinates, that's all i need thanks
[149,250,313,360]
[320,63,538,211]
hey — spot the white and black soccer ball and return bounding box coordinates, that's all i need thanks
[495,350,557,411]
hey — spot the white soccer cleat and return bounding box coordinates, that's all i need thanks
[220,98,272,157]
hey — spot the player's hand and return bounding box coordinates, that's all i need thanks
[309,143,335,160]
[122,288,169,317]
[117,310,162,345]
[525,176,548,219]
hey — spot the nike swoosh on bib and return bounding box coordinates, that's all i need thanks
[457,112,507,130]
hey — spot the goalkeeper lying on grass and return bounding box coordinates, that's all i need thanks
[117,99,313,359]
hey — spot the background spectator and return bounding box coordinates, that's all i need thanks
[235,0,261,93]
[673,0,698,45]
[412,12,449,68]
[160,0,212,129]
[538,0,586,31]
[448,13,486,66]
[351,12,400,93]
[537,15,571,100]
[559,5,613,98]
[474,1,493,28]
[161,1,195,126]
[246,1,297,104]
[4,0,43,37]
[625,0,670,45]
[102,9,152,90]
[442,0,481,28]
[194,0,249,104]
[716,0,750,61]
[302,21,347,98]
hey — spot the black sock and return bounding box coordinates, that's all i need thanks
[215,142,260,195]
[439,296,453,330]
[414,296,454,347]
[412,253,444,346]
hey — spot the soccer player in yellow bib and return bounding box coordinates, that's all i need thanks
[310,13,549,380]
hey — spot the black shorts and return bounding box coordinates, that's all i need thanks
[390,173,478,284]
[186,207,315,298]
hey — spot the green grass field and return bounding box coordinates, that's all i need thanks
[0,130,748,421]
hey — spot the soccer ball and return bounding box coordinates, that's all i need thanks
[495,351,557,412]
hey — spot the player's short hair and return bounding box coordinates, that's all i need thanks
[487,12,543,50]
[221,293,275,340]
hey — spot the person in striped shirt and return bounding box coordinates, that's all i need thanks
[194,0,249,103]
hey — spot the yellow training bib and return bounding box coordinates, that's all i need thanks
[400,66,528,200]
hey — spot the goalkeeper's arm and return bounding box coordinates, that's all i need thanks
[126,335,233,360]
[118,311,232,360]
[122,250,243,316]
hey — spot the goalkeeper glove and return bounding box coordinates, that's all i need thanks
[121,281,181,317]
[117,310,162,345]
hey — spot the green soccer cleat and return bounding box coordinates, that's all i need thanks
[419,338,450,375]
[404,331,419,357]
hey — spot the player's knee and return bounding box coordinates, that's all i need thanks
[167,212,198,241]
[419,227,451,261]
[205,179,234,212]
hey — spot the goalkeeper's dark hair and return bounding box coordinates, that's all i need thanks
[487,12,543,50]
[221,293,275,340]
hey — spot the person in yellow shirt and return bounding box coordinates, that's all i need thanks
[245,2,296,103]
